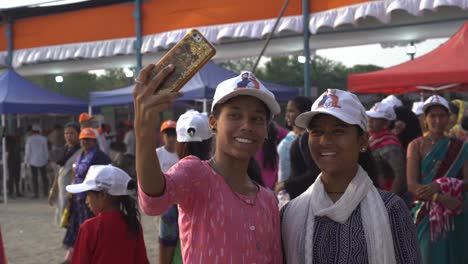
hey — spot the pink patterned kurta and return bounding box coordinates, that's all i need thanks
[139,156,282,263]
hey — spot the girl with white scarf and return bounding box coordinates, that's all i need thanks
[281,89,422,264]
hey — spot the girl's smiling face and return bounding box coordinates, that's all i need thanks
[307,114,367,177]
[210,96,269,161]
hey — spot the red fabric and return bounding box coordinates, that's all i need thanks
[429,178,463,242]
[369,130,401,151]
[71,211,149,264]
[348,23,468,94]
[0,226,6,264]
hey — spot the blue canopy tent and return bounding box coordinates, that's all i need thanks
[0,69,89,114]
[89,61,299,111]
[0,69,89,204]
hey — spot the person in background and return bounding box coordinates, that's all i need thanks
[48,122,82,226]
[24,124,49,198]
[394,105,423,153]
[97,123,112,156]
[66,165,149,263]
[156,120,179,173]
[462,115,468,133]
[134,66,282,263]
[277,96,313,183]
[276,96,312,206]
[366,102,407,204]
[282,89,421,263]
[255,121,288,190]
[448,99,468,141]
[6,135,22,198]
[78,112,106,152]
[275,132,321,201]
[123,120,136,156]
[159,110,213,264]
[0,226,6,264]
[48,124,66,163]
[412,101,426,135]
[61,128,111,263]
[381,94,403,108]
[407,95,468,264]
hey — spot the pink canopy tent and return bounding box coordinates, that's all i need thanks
[348,22,468,94]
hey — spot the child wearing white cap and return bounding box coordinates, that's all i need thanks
[65,165,149,263]
[282,89,421,263]
[133,64,282,263]
[406,95,468,264]
[159,110,213,264]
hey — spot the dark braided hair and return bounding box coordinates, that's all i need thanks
[261,122,279,169]
[118,180,141,238]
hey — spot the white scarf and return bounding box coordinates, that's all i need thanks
[282,166,396,264]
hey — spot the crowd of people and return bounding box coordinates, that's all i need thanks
[1,62,467,263]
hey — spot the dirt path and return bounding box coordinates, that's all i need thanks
[0,197,160,264]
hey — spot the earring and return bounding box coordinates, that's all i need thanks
[360,147,367,152]
[211,127,216,133]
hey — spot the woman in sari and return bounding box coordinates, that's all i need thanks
[407,95,468,264]
[61,127,111,263]
[48,122,82,225]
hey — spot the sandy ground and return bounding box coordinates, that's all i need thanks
[0,196,160,264]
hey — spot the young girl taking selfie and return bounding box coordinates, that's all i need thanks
[133,64,282,263]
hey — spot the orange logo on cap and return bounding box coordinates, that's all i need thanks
[79,128,96,139]
[316,89,341,109]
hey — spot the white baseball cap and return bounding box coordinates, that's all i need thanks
[422,95,449,113]
[176,110,213,142]
[295,89,367,131]
[381,95,403,108]
[412,101,424,116]
[66,165,131,196]
[32,124,41,132]
[211,71,281,117]
[366,102,396,121]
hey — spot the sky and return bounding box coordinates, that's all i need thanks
[317,38,449,68]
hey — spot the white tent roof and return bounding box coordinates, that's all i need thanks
[4,0,468,76]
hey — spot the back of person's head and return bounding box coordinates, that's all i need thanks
[175,110,213,160]
[66,165,141,237]
[290,96,313,113]
[394,106,422,150]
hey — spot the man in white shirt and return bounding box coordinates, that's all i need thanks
[155,120,179,173]
[24,124,49,198]
[123,121,136,157]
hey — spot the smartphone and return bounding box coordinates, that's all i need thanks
[151,29,216,95]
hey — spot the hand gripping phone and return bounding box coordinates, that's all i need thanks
[151,29,216,95]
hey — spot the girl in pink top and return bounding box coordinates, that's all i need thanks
[133,64,283,263]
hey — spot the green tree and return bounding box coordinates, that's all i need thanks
[26,68,133,100]
[219,57,257,74]
[347,64,383,75]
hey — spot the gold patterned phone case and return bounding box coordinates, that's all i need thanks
[151,29,216,95]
